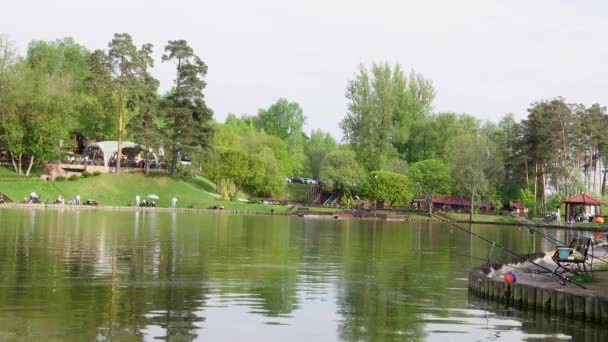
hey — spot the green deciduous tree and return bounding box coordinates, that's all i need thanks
[448,134,502,221]
[248,148,286,197]
[256,98,305,141]
[340,62,435,170]
[363,171,413,208]
[305,129,337,179]
[409,159,452,215]
[0,63,76,175]
[26,37,90,82]
[207,149,250,200]
[319,147,366,195]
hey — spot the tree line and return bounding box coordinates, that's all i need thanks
[0,34,212,177]
[1,34,606,214]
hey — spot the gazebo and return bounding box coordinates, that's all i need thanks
[562,194,603,221]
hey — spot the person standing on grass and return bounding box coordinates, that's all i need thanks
[76,194,81,205]
[136,195,140,207]
[171,196,178,209]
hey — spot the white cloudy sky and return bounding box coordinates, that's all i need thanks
[3,0,608,138]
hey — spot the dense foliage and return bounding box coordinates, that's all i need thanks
[1,33,607,210]
[363,171,413,207]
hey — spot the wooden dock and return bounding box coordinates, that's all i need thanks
[468,256,608,322]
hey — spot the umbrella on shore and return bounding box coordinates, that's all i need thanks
[147,194,159,200]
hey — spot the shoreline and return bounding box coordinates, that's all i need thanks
[0,203,291,216]
[1,203,607,231]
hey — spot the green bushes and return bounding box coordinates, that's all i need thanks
[81,171,92,178]
[362,171,413,208]
[68,175,80,181]
[55,176,67,181]
[93,171,101,176]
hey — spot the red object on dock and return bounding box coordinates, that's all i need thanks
[504,272,516,284]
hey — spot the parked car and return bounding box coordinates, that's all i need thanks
[180,156,191,165]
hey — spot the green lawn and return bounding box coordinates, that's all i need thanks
[0,173,294,212]
[445,212,528,224]
[0,164,45,178]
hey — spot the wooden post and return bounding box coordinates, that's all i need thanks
[573,295,586,319]
[513,284,522,306]
[556,291,565,315]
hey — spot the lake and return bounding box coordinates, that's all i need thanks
[0,208,604,341]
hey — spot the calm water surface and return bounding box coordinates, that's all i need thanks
[0,208,605,341]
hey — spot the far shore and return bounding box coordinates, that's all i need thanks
[2,203,607,231]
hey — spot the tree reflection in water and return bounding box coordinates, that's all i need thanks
[0,209,604,341]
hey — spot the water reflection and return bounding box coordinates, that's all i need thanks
[0,209,605,341]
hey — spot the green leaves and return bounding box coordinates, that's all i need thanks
[341,62,435,171]
[319,147,366,195]
[363,171,413,207]
[256,98,305,141]
[409,159,451,214]
[207,148,284,198]
[161,40,213,176]
[0,62,76,174]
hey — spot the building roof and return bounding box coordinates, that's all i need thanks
[512,202,526,210]
[432,196,471,206]
[478,201,494,209]
[562,194,603,205]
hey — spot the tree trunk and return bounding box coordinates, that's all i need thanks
[524,159,529,188]
[17,153,22,175]
[25,155,34,176]
[116,93,124,174]
[171,58,182,178]
[145,147,150,176]
[593,153,597,193]
[533,162,538,212]
[602,159,607,196]
[469,190,474,222]
[541,163,547,214]
[10,152,19,174]
[427,195,433,216]
[171,148,178,177]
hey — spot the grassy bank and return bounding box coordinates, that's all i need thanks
[445,212,528,224]
[0,172,295,213]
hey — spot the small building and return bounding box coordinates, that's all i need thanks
[413,196,495,214]
[432,196,471,212]
[500,202,528,216]
[562,194,603,221]
[478,201,496,215]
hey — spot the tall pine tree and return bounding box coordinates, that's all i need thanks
[162,40,213,176]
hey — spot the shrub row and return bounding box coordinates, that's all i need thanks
[55,171,101,181]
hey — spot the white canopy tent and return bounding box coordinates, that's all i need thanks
[83,141,156,166]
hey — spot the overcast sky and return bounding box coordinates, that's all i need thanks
[3,0,608,138]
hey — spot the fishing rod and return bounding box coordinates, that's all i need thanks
[451,251,554,276]
[432,214,587,289]
[522,221,608,266]
[524,225,565,246]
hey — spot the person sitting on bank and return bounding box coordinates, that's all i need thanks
[30,192,40,202]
